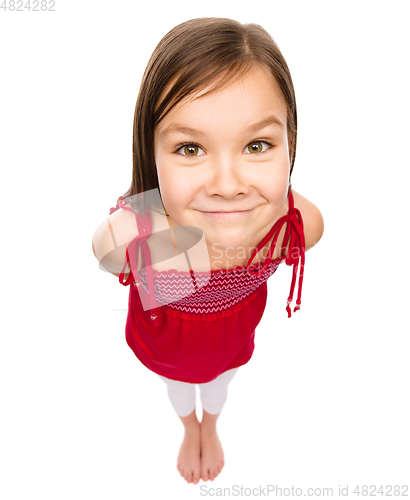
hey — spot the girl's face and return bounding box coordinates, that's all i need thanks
[154,65,290,260]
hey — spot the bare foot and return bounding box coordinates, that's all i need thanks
[200,425,225,481]
[176,422,201,484]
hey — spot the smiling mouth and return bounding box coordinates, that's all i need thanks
[199,209,254,219]
[202,210,252,213]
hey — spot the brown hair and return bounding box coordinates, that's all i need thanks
[120,17,297,209]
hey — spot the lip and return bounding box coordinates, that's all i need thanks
[199,209,254,219]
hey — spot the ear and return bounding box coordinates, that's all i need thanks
[291,190,324,251]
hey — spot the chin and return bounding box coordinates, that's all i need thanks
[206,231,253,251]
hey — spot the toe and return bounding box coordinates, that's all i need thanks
[193,469,201,484]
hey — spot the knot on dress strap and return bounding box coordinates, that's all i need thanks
[246,191,306,318]
[114,205,159,325]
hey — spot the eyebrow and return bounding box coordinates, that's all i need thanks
[159,115,285,140]
[246,116,285,133]
[160,125,204,140]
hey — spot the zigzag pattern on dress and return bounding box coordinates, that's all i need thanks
[136,258,282,315]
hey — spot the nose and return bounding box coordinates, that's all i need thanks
[207,153,248,198]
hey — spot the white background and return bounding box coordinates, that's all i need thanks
[1,0,409,498]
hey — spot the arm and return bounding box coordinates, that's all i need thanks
[291,190,324,251]
[92,206,140,279]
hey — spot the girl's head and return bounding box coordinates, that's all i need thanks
[123,17,297,251]
[125,17,297,196]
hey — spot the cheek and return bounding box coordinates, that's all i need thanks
[263,155,290,185]
[265,183,288,209]
[260,163,290,206]
[155,159,192,211]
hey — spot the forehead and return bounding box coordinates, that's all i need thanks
[155,65,288,135]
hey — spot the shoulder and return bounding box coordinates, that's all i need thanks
[291,190,324,251]
[92,203,141,277]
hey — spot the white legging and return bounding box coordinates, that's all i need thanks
[159,367,239,417]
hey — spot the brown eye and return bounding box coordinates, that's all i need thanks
[244,141,272,154]
[177,144,205,157]
[184,145,199,156]
[247,141,263,153]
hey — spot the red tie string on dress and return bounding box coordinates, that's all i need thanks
[109,198,159,325]
[246,191,306,318]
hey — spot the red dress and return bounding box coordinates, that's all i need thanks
[109,191,305,383]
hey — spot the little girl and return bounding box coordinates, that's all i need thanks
[92,17,324,485]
